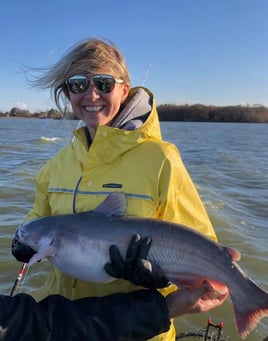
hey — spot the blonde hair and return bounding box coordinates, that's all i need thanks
[31,38,131,112]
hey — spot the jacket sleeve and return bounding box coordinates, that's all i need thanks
[25,164,52,221]
[157,144,217,241]
[0,290,170,341]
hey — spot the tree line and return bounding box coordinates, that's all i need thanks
[157,104,268,123]
[1,104,268,123]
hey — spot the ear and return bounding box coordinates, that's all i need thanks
[121,83,130,103]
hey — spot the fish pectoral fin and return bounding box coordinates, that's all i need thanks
[28,245,57,266]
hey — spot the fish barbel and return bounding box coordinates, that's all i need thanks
[15,192,268,339]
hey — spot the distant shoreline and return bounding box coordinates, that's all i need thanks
[1,104,268,123]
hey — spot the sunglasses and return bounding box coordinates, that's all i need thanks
[66,74,124,94]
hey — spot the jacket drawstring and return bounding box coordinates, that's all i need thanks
[72,176,82,213]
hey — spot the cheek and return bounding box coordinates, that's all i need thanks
[69,93,79,106]
[69,95,82,114]
[109,99,123,119]
[112,87,129,108]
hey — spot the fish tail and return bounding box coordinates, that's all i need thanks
[232,286,268,339]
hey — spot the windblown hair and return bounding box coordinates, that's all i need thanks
[30,38,131,113]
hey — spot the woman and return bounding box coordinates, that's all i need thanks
[12,38,226,340]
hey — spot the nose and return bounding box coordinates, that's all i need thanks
[83,82,100,99]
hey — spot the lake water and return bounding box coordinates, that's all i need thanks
[0,118,267,340]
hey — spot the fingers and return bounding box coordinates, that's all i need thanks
[125,234,151,267]
[104,245,125,278]
[104,234,148,278]
[166,281,228,318]
[138,237,152,259]
[193,281,229,313]
[104,262,119,278]
[193,282,212,302]
[125,234,141,265]
[199,280,229,302]
[109,245,125,271]
[104,234,167,290]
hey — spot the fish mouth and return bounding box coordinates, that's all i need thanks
[11,229,37,263]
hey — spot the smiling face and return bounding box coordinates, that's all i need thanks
[47,39,131,135]
[68,73,130,133]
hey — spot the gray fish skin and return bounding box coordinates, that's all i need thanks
[15,192,268,339]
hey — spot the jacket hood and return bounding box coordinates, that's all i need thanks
[72,87,162,164]
[111,87,152,130]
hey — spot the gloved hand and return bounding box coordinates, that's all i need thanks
[105,234,170,289]
[11,234,36,263]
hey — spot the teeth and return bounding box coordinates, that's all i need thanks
[84,106,103,112]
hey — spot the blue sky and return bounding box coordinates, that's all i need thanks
[1,0,268,112]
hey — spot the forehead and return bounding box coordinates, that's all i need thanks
[69,58,118,76]
[69,68,103,75]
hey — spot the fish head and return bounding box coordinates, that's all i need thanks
[15,218,55,252]
[14,218,58,265]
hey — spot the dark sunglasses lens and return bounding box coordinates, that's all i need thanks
[68,76,88,94]
[93,76,115,93]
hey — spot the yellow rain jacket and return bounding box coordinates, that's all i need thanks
[26,87,216,340]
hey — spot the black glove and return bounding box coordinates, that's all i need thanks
[104,234,170,289]
[11,234,36,263]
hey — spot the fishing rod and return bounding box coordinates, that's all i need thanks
[176,319,268,340]
[10,262,27,297]
[176,319,229,340]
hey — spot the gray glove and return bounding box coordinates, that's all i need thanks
[105,234,170,289]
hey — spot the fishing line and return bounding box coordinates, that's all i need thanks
[142,62,152,86]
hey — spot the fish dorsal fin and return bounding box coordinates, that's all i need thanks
[94,192,127,217]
